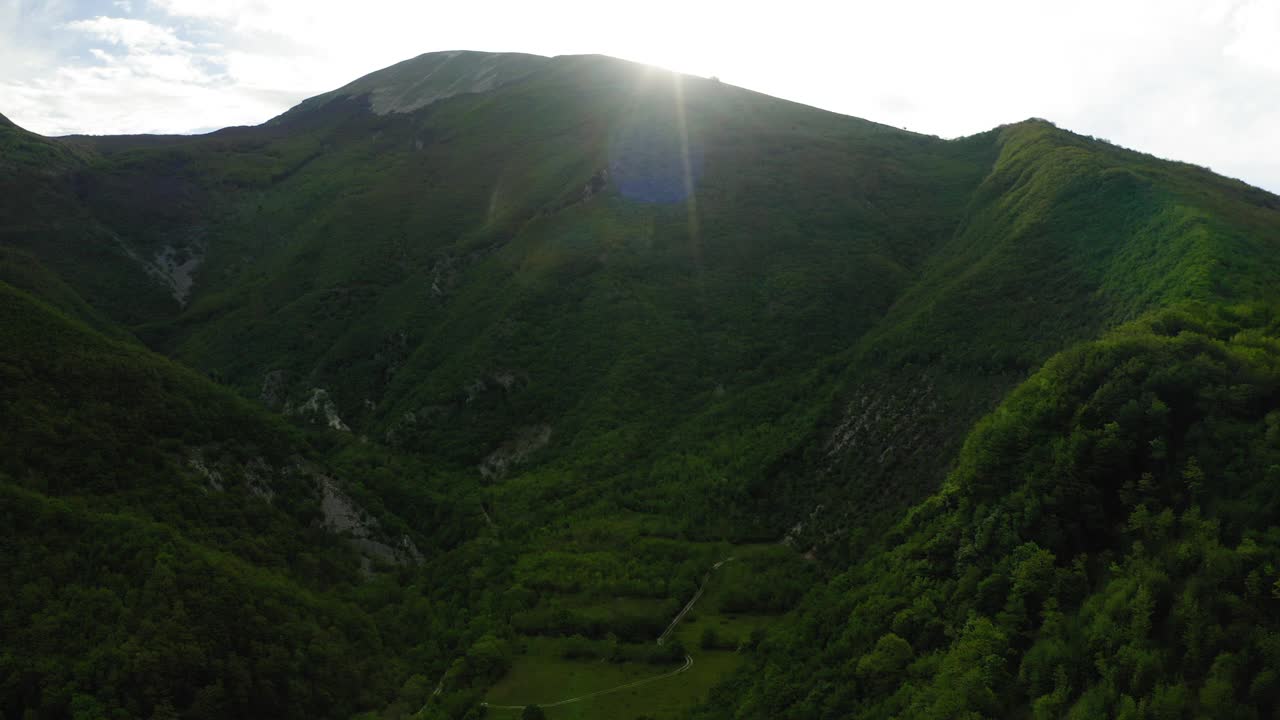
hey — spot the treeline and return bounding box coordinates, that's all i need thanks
[558,635,688,665]
[716,550,816,615]
[510,605,677,643]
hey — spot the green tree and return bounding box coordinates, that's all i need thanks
[701,627,721,650]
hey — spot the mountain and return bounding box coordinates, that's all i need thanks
[282,50,549,117]
[4,50,1280,719]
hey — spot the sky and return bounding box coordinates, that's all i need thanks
[2,0,1279,193]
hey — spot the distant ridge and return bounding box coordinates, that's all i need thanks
[282,50,549,119]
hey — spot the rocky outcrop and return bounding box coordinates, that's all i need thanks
[825,380,940,465]
[188,449,422,567]
[479,424,552,480]
[188,453,224,492]
[115,237,205,306]
[317,475,423,566]
[259,369,287,409]
[151,243,203,306]
[187,451,278,502]
[286,387,350,431]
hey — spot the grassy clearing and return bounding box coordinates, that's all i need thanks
[485,650,683,707]
[484,644,759,720]
[486,543,794,719]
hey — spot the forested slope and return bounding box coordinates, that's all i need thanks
[0,279,492,719]
[700,304,1280,718]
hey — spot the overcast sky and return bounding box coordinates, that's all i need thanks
[2,0,1279,192]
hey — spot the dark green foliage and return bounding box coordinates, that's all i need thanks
[1,482,387,719]
[700,627,740,651]
[717,550,815,614]
[0,283,485,719]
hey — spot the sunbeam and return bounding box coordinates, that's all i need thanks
[672,70,702,259]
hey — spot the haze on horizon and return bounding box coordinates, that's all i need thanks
[2,0,1279,193]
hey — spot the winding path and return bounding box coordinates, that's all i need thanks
[657,557,734,646]
[480,556,734,712]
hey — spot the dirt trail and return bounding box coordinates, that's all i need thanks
[657,557,734,646]
[478,557,733,712]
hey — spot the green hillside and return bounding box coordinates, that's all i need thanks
[0,276,503,719]
[3,50,1280,720]
[699,303,1280,718]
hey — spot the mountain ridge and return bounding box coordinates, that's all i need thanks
[277,49,551,119]
[6,49,1277,199]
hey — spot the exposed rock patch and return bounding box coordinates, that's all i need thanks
[186,449,421,568]
[426,248,499,301]
[317,475,423,565]
[479,424,552,480]
[429,256,459,298]
[188,453,224,492]
[260,369,287,409]
[243,457,276,503]
[152,243,204,305]
[778,377,947,552]
[186,450,275,502]
[463,377,489,403]
[464,369,530,401]
[287,388,350,431]
[115,237,206,306]
[492,370,519,391]
[825,380,940,464]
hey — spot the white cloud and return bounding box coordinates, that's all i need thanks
[149,0,273,25]
[0,0,1277,192]
[1225,0,1280,73]
[0,0,71,81]
[0,4,252,134]
[64,15,188,51]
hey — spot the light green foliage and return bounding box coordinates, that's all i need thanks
[702,305,1280,718]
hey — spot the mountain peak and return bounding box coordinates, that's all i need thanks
[293,50,549,116]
